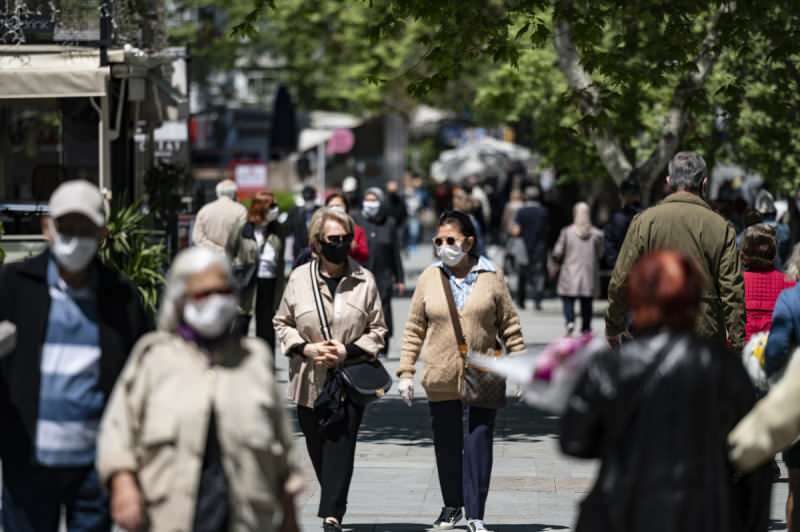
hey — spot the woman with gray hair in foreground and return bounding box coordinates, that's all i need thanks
[97,246,302,532]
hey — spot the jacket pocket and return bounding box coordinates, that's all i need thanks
[138,416,178,504]
[421,355,463,394]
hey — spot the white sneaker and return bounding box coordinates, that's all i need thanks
[467,520,490,532]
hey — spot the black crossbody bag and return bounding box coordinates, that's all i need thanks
[310,260,392,411]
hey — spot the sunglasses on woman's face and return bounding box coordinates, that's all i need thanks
[326,234,354,245]
[433,236,462,247]
[188,287,234,301]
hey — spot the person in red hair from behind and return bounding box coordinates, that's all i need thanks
[742,224,795,343]
[559,250,772,532]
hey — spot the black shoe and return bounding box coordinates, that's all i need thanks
[323,520,342,532]
[432,507,463,529]
[534,301,543,311]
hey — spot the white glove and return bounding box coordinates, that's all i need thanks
[0,321,16,358]
[398,378,414,407]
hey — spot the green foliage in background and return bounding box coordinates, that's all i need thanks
[99,203,166,316]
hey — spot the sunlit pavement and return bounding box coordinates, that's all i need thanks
[0,245,789,531]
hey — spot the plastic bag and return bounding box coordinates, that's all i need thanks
[467,333,605,414]
[742,332,769,392]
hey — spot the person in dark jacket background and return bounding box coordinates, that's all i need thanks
[561,250,771,532]
[511,185,549,311]
[355,187,405,357]
[603,173,642,270]
[288,185,320,262]
[0,180,152,532]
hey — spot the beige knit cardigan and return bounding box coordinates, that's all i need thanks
[398,265,526,402]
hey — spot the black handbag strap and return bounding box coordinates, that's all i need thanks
[439,269,468,358]
[310,260,333,341]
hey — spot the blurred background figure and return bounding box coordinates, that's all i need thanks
[755,190,791,268]
[551,203,603,336]
[98,247,301,532]
[341,176,361,210]
[288,185,320,263]
[228,191,286,353]
[354,187,405,357]
[561,250,771,532]
[192,179,247,256]
[404,173,429,254]
[384,179,408,238]
[274,208,387,532]
[741,224,795,344]
[603,173,642,270]
[452,185,485,257]
[326,193,369,265]
[511,185,549,311]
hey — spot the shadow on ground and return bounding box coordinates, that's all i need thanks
[343,399,561,447]
[345,524,569,532]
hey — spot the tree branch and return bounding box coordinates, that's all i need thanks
[553,1,632,184]
[637,4,731,181]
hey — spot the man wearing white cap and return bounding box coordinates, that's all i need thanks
[0,180,152,532]
[192,179,247,256]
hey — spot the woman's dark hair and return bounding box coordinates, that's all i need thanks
[741,223,776,271]
[325,192,350,212]
[438,210,478,256]
[627,250,703,333]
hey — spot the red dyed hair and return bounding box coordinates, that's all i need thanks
[627,250,703,332]
[247,190,274,224]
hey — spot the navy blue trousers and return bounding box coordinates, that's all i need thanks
[429,400,497,520]
[2,462,110,532]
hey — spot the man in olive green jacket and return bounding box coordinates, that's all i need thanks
[606,151,745,350]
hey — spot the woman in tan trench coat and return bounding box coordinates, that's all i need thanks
[551,202,603,336]
[273,207,387,532]
[97,246,302,532]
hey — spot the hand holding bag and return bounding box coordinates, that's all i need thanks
[439,269,507,409]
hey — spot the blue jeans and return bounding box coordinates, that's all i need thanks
[562,296,593,332]
[2,462,111,532]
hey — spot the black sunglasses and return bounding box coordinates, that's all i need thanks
[326,234,354,245]
[433,236,461,247]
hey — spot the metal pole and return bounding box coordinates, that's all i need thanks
[317,142,326,196]
[99,0,112,66]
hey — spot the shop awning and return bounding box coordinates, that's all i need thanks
[0,47,112,99]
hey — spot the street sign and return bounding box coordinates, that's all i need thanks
[233,162,268,200]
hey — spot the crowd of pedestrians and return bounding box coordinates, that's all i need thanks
[4,147,800,532]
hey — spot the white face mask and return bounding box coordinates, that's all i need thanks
[49,221,98,273]
[362,200,381,218]
[183,294,239,339]
[329,204,346,214]
[266,206,280,223]
[438,244,466,267]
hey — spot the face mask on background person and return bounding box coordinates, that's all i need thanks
[49,220,98,273]
[362,200,381,218]
[321,240,350,265]
[266,205,280,223]
[183,293,239,339]
[438,243,466,268]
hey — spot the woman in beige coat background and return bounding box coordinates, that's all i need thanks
[551,202,603,335]
[97,247,301,532]
[273,207,387,532]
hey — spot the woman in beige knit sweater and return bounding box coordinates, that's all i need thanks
[397,210,525,532]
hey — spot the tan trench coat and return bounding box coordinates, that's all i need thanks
[97,332,302,532]
[191,197,247,255]
[552,225,604,298]
[273,259,387,408]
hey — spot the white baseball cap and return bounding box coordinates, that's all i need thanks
[48,180,106,227]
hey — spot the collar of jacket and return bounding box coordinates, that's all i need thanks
[661,191,711,211]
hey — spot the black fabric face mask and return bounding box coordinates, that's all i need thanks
[321,241,349,265]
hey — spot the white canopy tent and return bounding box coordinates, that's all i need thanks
[431,137,533,183]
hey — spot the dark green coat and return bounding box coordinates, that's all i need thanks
[606,192,745,350]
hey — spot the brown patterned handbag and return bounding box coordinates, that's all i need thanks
[439,269,507,409]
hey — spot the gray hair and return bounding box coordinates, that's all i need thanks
[157,246,234,332]
[308,207,355,254]
[668,151,707,192]
[216,179,238,199]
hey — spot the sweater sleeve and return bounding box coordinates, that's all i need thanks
[398,271,429,378]
[495,272,525,352]
[765,293,794,376]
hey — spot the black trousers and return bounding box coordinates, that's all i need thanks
[430,400,497,521]
[255,278,278,355]
[297,402,365,521]
[562,296,593,332]
[517,255,546,307]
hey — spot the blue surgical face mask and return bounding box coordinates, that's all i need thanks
[362,200,381,218]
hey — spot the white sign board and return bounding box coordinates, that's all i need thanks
[235,164,268,189]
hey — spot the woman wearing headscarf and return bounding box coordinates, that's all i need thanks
[561,250,771,532]
[97,247,302,532]
[397,211,525,532]
[551,202,603,335]
[273,207,387,532]
[355,187,405,357]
